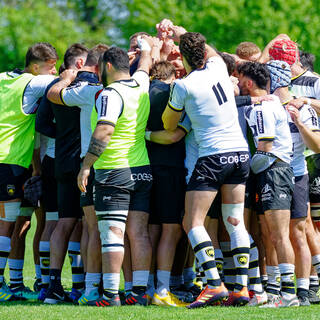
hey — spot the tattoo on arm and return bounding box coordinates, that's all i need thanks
[87,136,108,157]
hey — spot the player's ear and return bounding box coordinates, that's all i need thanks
[204,50,208,61]
[106,62,112,71]
[247,79,253,89]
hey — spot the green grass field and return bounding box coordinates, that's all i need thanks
[2,216,320,320]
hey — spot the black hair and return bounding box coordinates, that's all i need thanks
[85,44,109,67]
[25,42,58,67]
[102,47,130,73]
[64,43,88,69]
[179,32,206,70]
[299,50,315,71]
[237,62,270,90]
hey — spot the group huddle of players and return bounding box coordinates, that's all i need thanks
[1,18,320,309]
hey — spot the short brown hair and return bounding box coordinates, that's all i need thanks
[85,44,109,67]
[25,42,58,67]
[236,42,260,60]
[64,43,88,69]
[150,61,175,81]
[179,32,206,70]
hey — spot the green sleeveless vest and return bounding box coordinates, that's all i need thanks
[93,80,150,169]
[0,72,36,168]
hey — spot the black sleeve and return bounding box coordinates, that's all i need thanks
[35,80,57,138]
[235,95,252,108]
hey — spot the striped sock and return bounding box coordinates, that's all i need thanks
[68,241,84,290]
[220,241,235,291]
[230,230,250,292]
[188,226,221,289]
[214,248,224,281]
[266,265,280,296]
[310,275,319,290]
[8,259,24,288]
[312,255,320,285]
[279,263,295,298]
[248,236,263,293]
[39,241,50,288]
[35,264,41,281]
[0,236,11,284]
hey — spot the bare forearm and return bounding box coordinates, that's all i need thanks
[296,122,320,153]
[32,148,41,176]
[82,125,114,168]
[47,79,71,104]
[138,51,152,74]
[303,98,320,116]
[149,127,185,144]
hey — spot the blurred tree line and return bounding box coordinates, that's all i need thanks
[1,0,320,71]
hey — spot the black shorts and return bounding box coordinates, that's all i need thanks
[0,164,28,201]
[291,174,309,219]
[256,162,294,213]
[57,173,83,219]
[94,166,152,213]
[41,155,58,212]
[307,154,320,204]
[149,166,185,224]
[80,167,94,208]
[207,191,221,219]
[187,152,250,192]
[244,172,258,211]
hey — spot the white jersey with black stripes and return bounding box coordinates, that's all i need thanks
[244,97,293,164]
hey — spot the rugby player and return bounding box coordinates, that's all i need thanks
[77,37,154,307]
[46,44,109,304]
[36,44,90,302]
[266,60,320,305]
[238,61,299,307]
[269,40,320,303]
[0,42,57,301]
[161,24,251,308]
[38,44,89,304]
[144,61,189,307]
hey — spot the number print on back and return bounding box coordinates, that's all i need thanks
[212,82,227,105]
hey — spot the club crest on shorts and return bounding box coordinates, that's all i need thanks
[7,184,15,196]
[205,248,214,258]
[237,255,248,265]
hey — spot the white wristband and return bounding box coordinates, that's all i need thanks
[137,36,151,52]
[145,131,152,141]
[307,98,312,106]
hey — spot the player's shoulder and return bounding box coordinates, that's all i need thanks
[99,86,123,103]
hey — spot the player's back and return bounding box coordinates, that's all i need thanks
[290,70,320,99]
[180,56,248,157]
[245,98,292,163]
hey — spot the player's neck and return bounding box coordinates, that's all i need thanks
[273,87,292,104]
[109,71,131,83]
[250,88,267,97]
[80,66,96,74]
